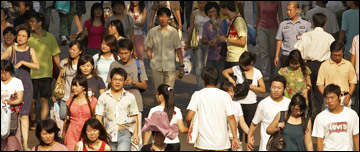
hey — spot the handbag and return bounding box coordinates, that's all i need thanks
[187,111,199,144]
[9,92,22,135]
[220,16,239,57]
[55,1,70,14]
[266,111,287,151]
[190,11,199,49]
[1,103,11,139]
[53,59,67,99]
[50,103,64,137]
[234,67,250,98]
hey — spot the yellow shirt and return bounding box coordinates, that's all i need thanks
[226,15,247,62]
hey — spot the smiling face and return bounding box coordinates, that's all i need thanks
[40,129,55,145]
[207,7,218,19]
[4,32,16,46]
[69,44,82,59]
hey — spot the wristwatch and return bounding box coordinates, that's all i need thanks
[180,64,185,68]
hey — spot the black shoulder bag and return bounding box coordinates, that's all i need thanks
[220,16,238,57]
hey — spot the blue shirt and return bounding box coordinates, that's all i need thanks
[276,17,312,56]
[341,9,359,55]
[93,53,118,88]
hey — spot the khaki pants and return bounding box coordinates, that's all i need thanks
[151,69,176,93]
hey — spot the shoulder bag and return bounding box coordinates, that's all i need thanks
[234,67,250,98]
[266,111,287,151]
[220,16,238,57]
[190,10,199,49]
[53,59,67,99]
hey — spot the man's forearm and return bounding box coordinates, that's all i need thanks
[53,54,61,68]
[146,48,152,61]
[176,48,183,65]
[228,115,238,139]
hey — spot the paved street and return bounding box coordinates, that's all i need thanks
[27,2,269,150]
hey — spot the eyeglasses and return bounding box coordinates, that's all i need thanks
[331,53,343,57]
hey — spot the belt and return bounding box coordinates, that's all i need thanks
[118,125,126,131]
[306,60,323,63]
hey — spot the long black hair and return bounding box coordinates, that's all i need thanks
[77,55,99,79]
[97,35,118,62]
[108,20,126,38]
[129,1,145,14]
[157,84,175,122]
[68,74,93,119]
[67,40,85,70]
[284,50,308,76]
[90,2,105,25]
[286,94,309,134]
[80,118,111,149]
[35,119,61,146]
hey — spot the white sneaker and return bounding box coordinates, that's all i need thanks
[61,36,69,45]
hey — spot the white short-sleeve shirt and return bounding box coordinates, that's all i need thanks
[1,77,24,101]
[232,66,263,104]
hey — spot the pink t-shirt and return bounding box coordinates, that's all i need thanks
[84,19,104,50]
[31,142,68,151]
[258,1,279,29]
[350,35,359,80]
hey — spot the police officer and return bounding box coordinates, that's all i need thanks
[274,1,312,67]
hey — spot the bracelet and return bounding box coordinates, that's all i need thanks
[180,64,185,68]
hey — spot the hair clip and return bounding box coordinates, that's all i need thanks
[167,87,172,91]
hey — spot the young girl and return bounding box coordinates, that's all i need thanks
[77,55,106,99]
[267,94,313,151]
[220,81,249,151]
[79,3,105,56]
[1,27,40,150]
[143,84,188,151]
[32,119,68,151]
[278,50,312,101]
[74,118,111,151]
[63,74,98,151]
[55,40,85,119]
[93,35,119,88]
[128,1,147,61]
[107,20,126,40]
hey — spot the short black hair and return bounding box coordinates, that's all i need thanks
[157,7,171,17]
[239,51,256,66]
[111,1,125,9]
[330,40,344,53]
[17,27,31,38]
[20,1,34,10]
[219,1,236,12]
[30,12,45,29]
[117,38,133,52]
[220,81,234,92]
[110,67,127,80]
[323,84,341,98]
[24,9,36,20]
[35,119,61,146]
[205,2,220,16]
[271,75,287,89]
[312,13,327,27]
[201,66,219,86]
[1,60,15,74]
[3,27,16,36]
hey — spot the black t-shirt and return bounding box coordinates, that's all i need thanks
[140,144,177,151]
[14,15,25,28]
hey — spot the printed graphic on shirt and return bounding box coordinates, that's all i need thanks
[329,122,348,134]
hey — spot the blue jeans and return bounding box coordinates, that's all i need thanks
[111,129,131,151]
[192,42,208,90]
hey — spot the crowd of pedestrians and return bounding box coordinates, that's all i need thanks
[1,1,359,151]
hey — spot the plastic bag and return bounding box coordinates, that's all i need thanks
[55,1,70,14]
[1,103,11,139]
[50,103,64,137]
[183,51,192,75]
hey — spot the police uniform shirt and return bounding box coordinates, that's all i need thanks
[276,17,312,56]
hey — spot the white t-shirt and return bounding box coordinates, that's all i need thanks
[252,96,291,151]
[312,107,359,151]
[228,101,244,139]
[147,105,183,143]
[1,77,24,102]
[232,66,263,104]
[187,88,234,150]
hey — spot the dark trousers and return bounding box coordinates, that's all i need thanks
[239,102,258,143]
[306,60,324,115]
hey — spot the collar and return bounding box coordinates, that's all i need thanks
[99,54,114,60]
[157,25,169,32]
[30,30,48,38]
[287,16,301,24]
[329,58,346,65]
[314,27,324,31]
[106,88,126,98]
[229,12,239,21]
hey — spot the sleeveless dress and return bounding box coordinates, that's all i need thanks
[83,140,106,151]
[10,46,33,116]
[281,117,309,151]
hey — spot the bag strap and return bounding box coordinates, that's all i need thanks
[279,111,285,122]
[226,16,239,38]
[11,46,16,65]
[136,59,141,82]
[35,145,39,151]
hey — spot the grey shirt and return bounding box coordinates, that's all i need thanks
[60,59,78,101]
[276,17,312,56]
[107,59,148,112]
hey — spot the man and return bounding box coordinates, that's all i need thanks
[338,1,359,59]
[294,12,335,115]
[144,7,184,92]
[186,66,239,151]
[27,12,61,121]
[274,1,312,67]
[13,1,33,28]
[312,84,359,151]
[218,1,247,69]
[305,1,339,38]
[317,41,357,107]
[96,68,140,151]
[350,35,359,114]
[247,75,291,151]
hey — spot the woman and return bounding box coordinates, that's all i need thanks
[278,50,312,101]
[266,94,313,151]
[77,55,106,99]
[256,1,283,81]
[1,60,24,151]
[74,118,111,151]
[143,84,188,151]
[186,1,210,90]
[64,74,98,151]
[105,2,137,57]
[93,35,118,88]
[1,27,16,54]
[79,3,105,56]
[107,20,126,40]
[222,51,266,145]
[54,40,85,119]
[220,81,249,151]
[32,119,68,151]
[202,2,227,83]
[72,2,86,38]
[1,28,40,151]
[1,8,13,43]
[128,1,147,61]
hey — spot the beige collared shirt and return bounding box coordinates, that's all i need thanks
[316,59,357,93]
[294,27,335,62]
[144,25,182,72]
